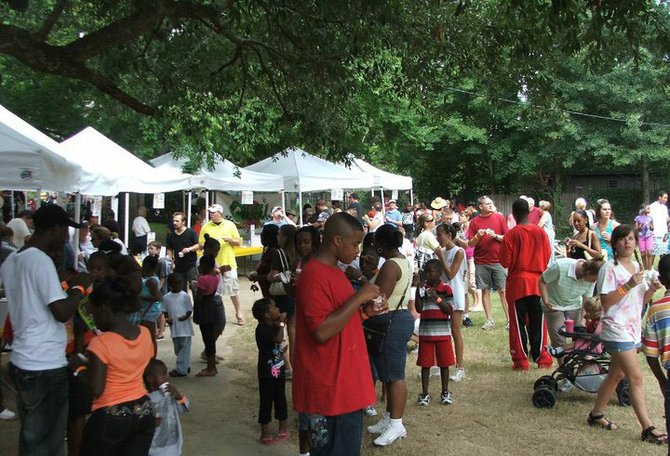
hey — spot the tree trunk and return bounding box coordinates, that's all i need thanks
[641,155,650,204]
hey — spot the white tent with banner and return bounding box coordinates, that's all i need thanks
[0,104,82,192]
[245,147,370,223]
[150,152,285,225]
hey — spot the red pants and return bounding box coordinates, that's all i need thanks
[508,295,552,369]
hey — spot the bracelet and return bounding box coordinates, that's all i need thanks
[177,397,187,405]
[71,285,86,296]
[61,281,69,290]
[617,286,628,297]
[73,365,87,377]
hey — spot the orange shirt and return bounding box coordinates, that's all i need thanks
[87,326,153,411]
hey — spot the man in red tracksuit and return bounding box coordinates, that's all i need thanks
[499,198,553,370]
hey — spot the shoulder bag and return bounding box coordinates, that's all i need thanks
[269,249,289,296]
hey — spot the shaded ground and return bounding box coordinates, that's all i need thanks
[1,279,667,455]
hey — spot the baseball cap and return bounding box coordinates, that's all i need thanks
[388,199,397,204]
[32,205,82,230]
[208,204,224,214]
[271,206,283,214]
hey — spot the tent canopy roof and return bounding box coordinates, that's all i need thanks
[0,105,82,191]
[346,156,413,190]
[245,147,369,192]
[150,153,284,192]
[60,127,192,195]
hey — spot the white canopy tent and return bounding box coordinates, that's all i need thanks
[345,155,414,207]
[150,153,285,225]
[245,147,370,224]
[0,104,82,192]
[60,127,194,243]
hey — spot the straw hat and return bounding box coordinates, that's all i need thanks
[430,197,448,210]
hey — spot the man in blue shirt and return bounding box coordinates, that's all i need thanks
[385,200,402,227]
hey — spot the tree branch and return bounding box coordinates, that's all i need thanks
[32,0,68,42]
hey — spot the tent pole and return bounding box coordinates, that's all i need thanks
[124,193,130,249]
[10,191,15,219]
[281,191,286,211]
[380,189,385,208]
[410,188,414,205]
[73,193,81,268]
[187,192,192,228]
[205,191,210,223]
[299,192,303,225]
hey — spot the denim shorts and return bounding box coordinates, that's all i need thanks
[602,340,641,354]
[369,309,414,382]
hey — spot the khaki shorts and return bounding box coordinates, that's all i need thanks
[221,268,239,296]
[475,263,507,291]
[465,258,477,291]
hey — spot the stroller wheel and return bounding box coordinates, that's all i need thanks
[532,386,556,408]
[616,378,630,407]
[534,375,557,391]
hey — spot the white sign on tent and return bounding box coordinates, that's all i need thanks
[153,193,165,209]
[331,188,344,201]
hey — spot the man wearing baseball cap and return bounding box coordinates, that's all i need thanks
[199,204,245,325]
[264,206,295,227]
[384,200,402,227]
[1,204,91,454]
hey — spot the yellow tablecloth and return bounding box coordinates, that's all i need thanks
[234,246,263,257]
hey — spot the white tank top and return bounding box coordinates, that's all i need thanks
[442,245,466,310]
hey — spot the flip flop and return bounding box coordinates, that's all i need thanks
[276,431,289,442]
[259,436,277,445]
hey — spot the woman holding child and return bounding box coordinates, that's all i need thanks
[366,225,414,447]
[587,225,666,444]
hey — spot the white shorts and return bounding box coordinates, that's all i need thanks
[221,269,239,296]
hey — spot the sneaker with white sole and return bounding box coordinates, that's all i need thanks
[440,390,454,405]
[367,414,390,434]
[482,319,495,330]
[365,405,378,417]
[0,408,16,421]
[374,423,407,446]
[416,393,432,406]
[450,367,465,382]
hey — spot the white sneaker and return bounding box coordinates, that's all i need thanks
[365,405,378,417]
[417,393,432,406]
[440,390,454,405]
[374,423,407,446]
[482,319,495,330]
[367,414,390,434]
[450,367,465,382]
[0,408,16,420]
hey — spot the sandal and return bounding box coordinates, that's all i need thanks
[276,431,289,442]
[587,413,618,430]
[259,436,276,446]
[641,426,667,444]
[195,369,216,377]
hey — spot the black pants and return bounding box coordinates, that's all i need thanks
[258,378,287,425]
[509,295,547,364]
[80,397,154,456]
[199,322,217,357]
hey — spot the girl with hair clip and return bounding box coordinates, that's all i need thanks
[592,199,620,261]
[566,210,602,261]
[587,225,666,444]
[69,277,156,455]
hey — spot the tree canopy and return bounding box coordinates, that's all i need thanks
[2,0,670,200]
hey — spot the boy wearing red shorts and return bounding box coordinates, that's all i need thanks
[415,259,455,406]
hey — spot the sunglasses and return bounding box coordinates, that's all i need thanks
[427,218,434,222]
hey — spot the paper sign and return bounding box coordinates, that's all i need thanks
[91,196,102,217]
[392,190,398,200]
[153,193,165,209]
[331,188,344,201]
[241,191,254,205]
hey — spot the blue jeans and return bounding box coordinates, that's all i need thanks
[9,363,69,456]
[172,336,192,375]
[310,410,363,456]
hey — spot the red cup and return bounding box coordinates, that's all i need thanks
[564,319,575,333]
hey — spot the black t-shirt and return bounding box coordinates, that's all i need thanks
[166,228,199,272]
[348,201,363,223]
[256,323,285,379]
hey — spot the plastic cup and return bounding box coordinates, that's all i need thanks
[564,319,575,333]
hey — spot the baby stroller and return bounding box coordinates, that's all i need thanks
[532,327,630,408]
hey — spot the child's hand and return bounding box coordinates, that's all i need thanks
[626,272,644,289]
[279,312,288,325]
[357,282,381,303]
[438,301,453,316]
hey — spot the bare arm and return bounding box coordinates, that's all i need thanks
[442,249,464,280]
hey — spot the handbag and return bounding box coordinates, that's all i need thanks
[363,263,411,354]
[269,249,289,296]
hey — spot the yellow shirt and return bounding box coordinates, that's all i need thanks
[199,220,241,269]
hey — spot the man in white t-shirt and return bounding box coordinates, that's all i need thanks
[0,204,92,455]
[131,206,151,255]
[6,210,33,248]
[649,190,669,261]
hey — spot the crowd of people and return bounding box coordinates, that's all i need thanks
[3,189,670,454]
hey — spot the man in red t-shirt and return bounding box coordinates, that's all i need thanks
[293,213,382,455]
[467,195,509,330]
[500,199,553,370]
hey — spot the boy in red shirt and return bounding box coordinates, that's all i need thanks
[499,198,553,370]
[293,213,384,455]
